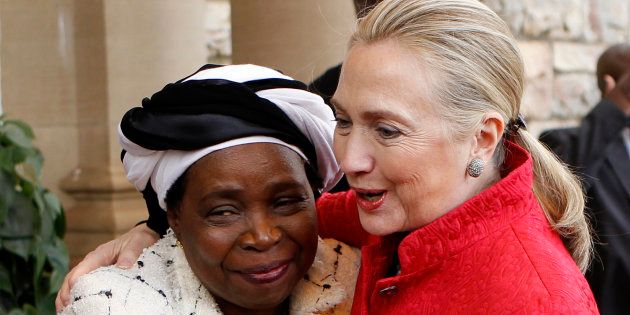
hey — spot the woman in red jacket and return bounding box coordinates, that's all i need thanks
[58,0,599,313]
[316,0,597,313]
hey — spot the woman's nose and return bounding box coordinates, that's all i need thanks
[239,214,282,252]
[335,132,374,176]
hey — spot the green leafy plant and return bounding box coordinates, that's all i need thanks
[0,115,68,315]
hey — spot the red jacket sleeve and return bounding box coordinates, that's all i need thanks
[316,190,372,247]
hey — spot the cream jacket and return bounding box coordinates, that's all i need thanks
[61,231,359,315]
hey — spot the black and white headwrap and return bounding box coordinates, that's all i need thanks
[118,64,342,212]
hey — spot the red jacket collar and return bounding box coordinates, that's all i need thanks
[393,141,537,274]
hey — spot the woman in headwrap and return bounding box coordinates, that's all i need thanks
[59,64,359,314]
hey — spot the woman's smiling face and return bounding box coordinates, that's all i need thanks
[168,143,318,313]
[332,40,475,236]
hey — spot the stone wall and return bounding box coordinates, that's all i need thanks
[481,0,630,136]
[205,0,628,136]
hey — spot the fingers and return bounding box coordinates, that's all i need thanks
[115,238,145,268]
[55,277,68,312]
[55,241,119,312]
[114,236,136,269]
[54,224,160,312]
[115,224,160,268]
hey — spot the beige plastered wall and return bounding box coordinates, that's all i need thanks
[231,0,356,83]
[0,0,208,264]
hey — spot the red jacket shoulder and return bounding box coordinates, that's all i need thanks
[316,191,370,247]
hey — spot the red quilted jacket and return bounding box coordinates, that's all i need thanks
[317,142,599,314]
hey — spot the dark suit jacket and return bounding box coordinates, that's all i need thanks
[539,100,630,315]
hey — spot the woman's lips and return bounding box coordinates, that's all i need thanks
[236,260,291,285]
[354,189,387,211]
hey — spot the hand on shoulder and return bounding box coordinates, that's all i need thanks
[55,223,160,312]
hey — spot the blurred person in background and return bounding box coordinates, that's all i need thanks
[540,44,630,315]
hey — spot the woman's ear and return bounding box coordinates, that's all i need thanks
[472,113,504,161]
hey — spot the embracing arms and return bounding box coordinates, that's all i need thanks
[55,190,367,312]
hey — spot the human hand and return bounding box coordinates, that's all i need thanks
[55,223,160,312]
[604,72,630,116]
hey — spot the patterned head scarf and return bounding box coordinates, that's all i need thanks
[118,64,342,211]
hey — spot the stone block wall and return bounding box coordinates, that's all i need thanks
[205,0,629,135]
[481,0,629,136]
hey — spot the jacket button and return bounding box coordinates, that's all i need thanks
[378,285,398,296]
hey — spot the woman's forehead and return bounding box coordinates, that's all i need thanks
[190,143,305,177]
[334,41,438,117]
[181,144,312,203]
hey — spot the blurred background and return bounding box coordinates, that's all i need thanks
[0,0,627,272]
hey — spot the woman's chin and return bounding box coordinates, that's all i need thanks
[232,295,290,312]
[358,210,401,236]
[223,263,300,309]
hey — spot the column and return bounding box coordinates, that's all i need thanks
[0,0,209,266]
[61,0,208,265]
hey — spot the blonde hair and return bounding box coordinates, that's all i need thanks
[351,0,591,272]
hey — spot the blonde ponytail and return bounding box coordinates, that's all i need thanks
[513,129,591,272]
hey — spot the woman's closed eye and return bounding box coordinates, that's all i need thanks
[206,206,241,224]
[273,196,308,215]
[375,123,402,140]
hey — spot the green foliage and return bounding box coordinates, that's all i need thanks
[0,115,68,315]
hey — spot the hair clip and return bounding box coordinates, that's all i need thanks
[508,113,527,132]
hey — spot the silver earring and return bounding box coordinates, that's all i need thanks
[467,158,485,178]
